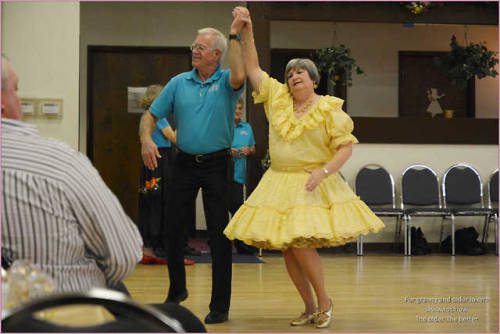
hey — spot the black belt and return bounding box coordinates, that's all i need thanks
[178,148,230,163]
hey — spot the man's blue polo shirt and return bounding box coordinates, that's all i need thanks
[151,118,172,148]
[231,121,255,184]
[150,67,244,155]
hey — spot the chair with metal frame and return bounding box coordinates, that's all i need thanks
[485,169,498,255]
[401,164,451,256]
[354,164,403,255]
[2,288,193,332]
[441,163,492,256]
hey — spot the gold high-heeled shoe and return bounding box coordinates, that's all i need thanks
[290,312,315,326]
[314,299,333,328]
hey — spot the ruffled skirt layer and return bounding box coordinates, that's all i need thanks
[224,167,385,250]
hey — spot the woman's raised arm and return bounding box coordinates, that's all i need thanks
[233,8,263,92]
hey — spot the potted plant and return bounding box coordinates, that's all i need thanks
[313,45,364,95]
[434,35,499,89]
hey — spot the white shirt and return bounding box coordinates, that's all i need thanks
[1,119,142,292]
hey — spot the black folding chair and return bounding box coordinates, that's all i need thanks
[401,165,451,256]
[441,163,492,256]
[2,288,188,332]
[486,169,498,255]
[355,164,403,255]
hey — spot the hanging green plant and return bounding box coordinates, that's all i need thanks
[434,35,499,89]
[312,45,364,94]
[404,2,433,15]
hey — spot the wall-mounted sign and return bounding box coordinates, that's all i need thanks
[39,99,63,118]
[21,98,36,116]
[128,87,147,114]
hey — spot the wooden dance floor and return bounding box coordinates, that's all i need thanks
[125,254,498,332]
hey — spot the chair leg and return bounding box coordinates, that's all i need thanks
[451,214,456,256]
[495,214,498,256]
[393,216,401,253]
[481,214,490,246]
[357,236,363,256]
[438,216,445,252]
[258,248,262,257]
[407,215,412,256]
[403,215,407,256]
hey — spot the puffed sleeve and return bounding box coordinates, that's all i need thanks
[252,71,272,104]
[323,97,359,151]
[252,71,291,120]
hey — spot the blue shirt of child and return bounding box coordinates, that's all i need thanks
[231,121,255,184]
[151,118,172,148]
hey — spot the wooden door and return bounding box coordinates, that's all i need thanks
[399,51,475,118]
[87,46,191,222]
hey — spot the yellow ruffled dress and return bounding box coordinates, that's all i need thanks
[224,72,385,250]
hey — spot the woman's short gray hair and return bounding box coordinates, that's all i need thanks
[284,58,320,87]
[197,27,228,59]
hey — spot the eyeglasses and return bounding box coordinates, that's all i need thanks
[190,43,216,52]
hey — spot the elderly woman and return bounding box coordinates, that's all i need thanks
[224,8,385,329]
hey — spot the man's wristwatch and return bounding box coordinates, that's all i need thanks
[229,34,240,41]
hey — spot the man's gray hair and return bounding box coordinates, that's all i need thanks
[2,54,9,91]
[284,58,321,88]
[197,27,228,60]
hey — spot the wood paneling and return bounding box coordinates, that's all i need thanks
[246,2,271,196]
[262,2,498,25]
[87,46,191,221]
[353,117,498,144]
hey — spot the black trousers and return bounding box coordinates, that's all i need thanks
[165,150,232,313]
[138,147,172,249]
[229,182,244,217]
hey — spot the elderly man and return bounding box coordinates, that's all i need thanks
[1,55,142,293]
[139,17,246,324]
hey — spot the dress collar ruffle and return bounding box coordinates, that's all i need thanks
[269,88,343,142]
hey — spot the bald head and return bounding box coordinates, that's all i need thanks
[1,56,22,120]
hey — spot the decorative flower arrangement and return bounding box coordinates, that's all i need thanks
[434,35,499,89]
[313,45,364,94]
[405,2,432,15]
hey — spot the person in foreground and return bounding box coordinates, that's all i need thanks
[139,21,246,323]
[1,55,142,293]
[223,10,385,329]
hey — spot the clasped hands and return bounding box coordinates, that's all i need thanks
[231,6,251,34]
[231,146,251,157]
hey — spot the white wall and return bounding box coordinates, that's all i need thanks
[2,2,80,149]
